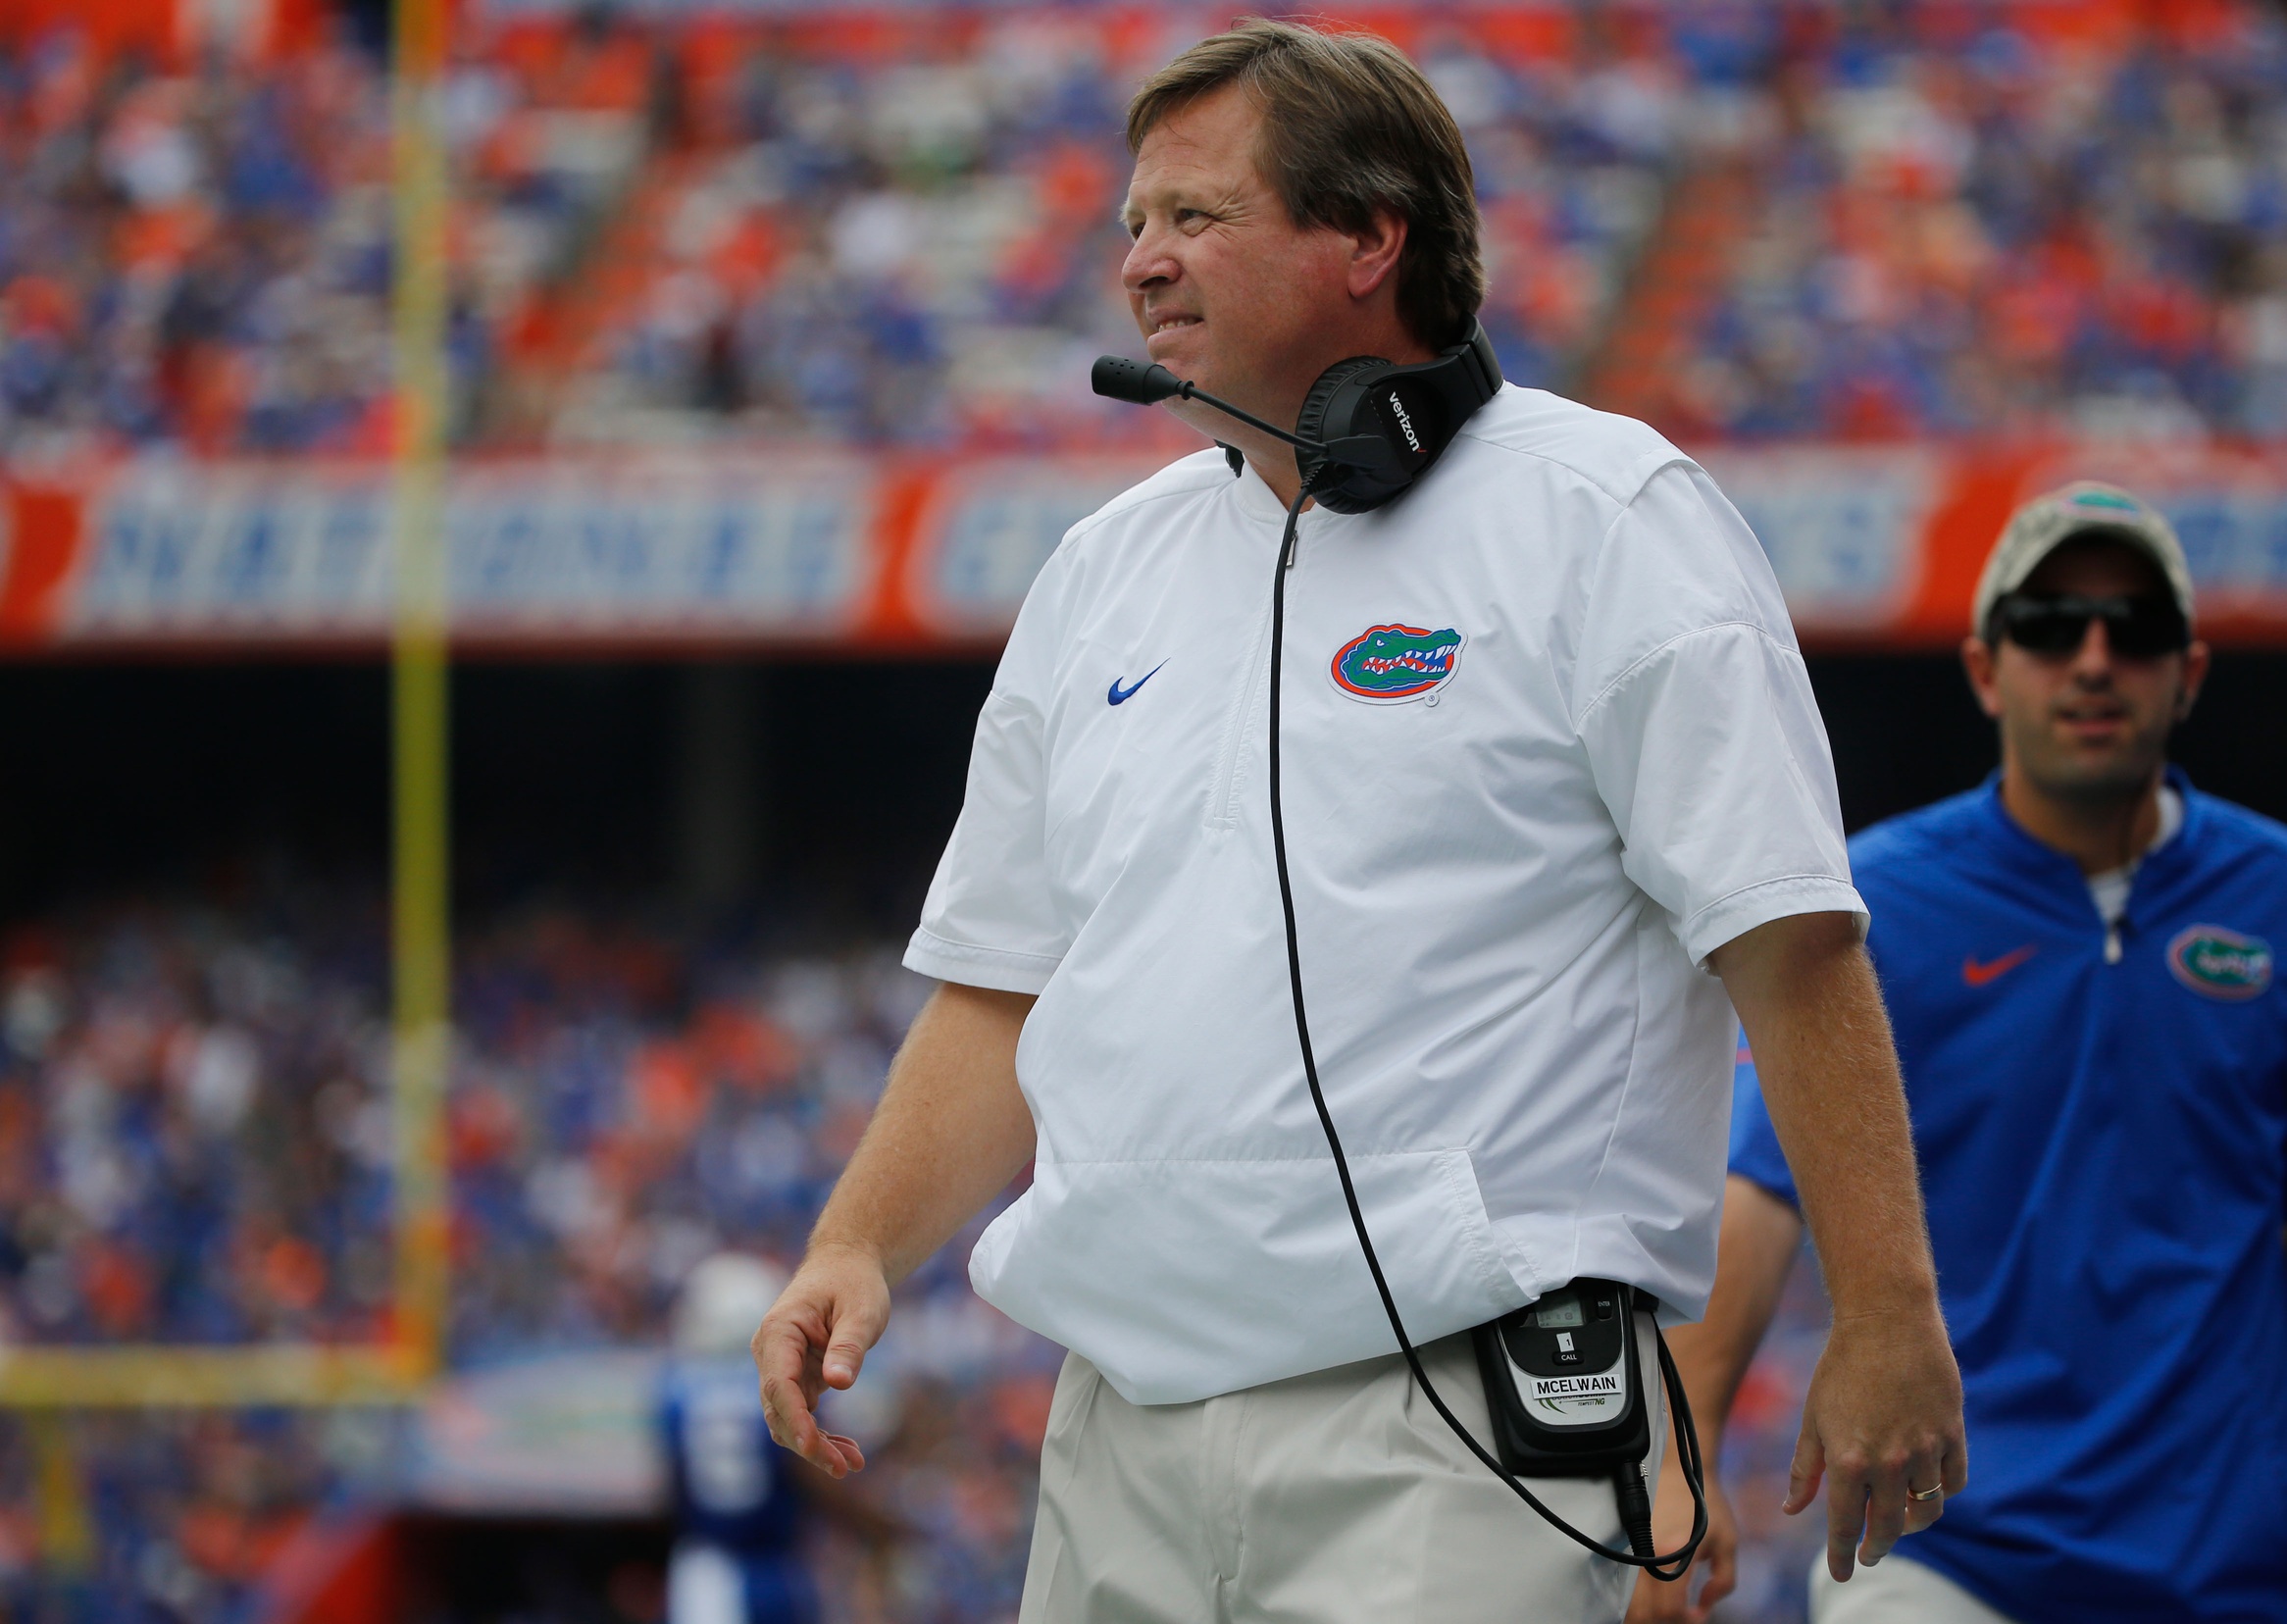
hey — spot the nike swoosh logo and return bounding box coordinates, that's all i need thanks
[1107,662,1166,706]
[1962,945,2037,988]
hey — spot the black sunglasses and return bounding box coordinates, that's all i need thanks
[1989,592,2191,659]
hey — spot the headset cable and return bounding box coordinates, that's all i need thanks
[1263,474,1710,1581]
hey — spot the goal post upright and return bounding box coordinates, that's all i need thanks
[387,0,455,1394]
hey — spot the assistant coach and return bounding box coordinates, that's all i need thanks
[756,22,1964,1622]
[1640,486,2287,1624]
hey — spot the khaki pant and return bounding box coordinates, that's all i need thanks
[1809,1553,2018,1624]
[1019,1330,1663,1624]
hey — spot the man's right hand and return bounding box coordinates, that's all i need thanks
[1624,1449,1737,1624]
[753,1243,892,1478]
[747,982,1040,1479]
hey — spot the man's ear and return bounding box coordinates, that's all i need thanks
[1960,635,2004,721]
[2175,639,2211,722]
[1346,207,1407,302]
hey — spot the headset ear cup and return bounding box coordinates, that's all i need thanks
[1294,337,1496,513]
[1296,357,1396,511]
[1295,357,1388,448]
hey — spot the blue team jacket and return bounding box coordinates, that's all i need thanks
[1730,771,2287,1624]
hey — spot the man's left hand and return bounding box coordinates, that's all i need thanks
[1785,1298,1966,1581]
[1710,913,1968,1583]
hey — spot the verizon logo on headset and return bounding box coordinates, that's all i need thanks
[1388,390,1422,453]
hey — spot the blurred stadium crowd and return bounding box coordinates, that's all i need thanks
[0,895,1067,1623]
[0,899,940,1350]
[1661,3,2287,437]
[0,1405,365,1624]
[0,6,1658,458]
[8,2,2282,465]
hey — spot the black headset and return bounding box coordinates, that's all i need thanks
[1091,317,1502,512]
[1292,318,1503,511]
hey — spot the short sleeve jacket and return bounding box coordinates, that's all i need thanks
[909,384,1864,1405]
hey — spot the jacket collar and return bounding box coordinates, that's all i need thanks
[1973,764,2203,912]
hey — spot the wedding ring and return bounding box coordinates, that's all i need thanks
[1909,1485,1944,1502]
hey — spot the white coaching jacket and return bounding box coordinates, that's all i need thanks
[905,384,1863,1405]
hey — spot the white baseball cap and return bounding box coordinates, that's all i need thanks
[1970,482,2195,636]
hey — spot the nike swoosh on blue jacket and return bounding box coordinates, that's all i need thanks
[1731,770,2287,1624]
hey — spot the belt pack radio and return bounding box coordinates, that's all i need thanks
[1472,1281,1666,1560]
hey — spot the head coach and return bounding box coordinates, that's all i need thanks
[1653,485,2287,1624]
[755,21,1963,1621]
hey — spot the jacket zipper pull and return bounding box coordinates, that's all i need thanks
[2104,922,2123,965]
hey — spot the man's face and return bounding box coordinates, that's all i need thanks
[1961,537,2210,804]
[1119,85,1401,426]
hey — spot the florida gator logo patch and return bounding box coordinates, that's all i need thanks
[1330,624,1463,705]
[2166,926,2273,1001]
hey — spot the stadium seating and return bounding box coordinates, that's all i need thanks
[1633,1,2287,438]
[10,4,2287,460]
[0,894,1062,1620]
[0,21,642,461]
[0,31,385,459]
[0,896,914,1344]
[559,11,1677,447]
[0,8,1678,460]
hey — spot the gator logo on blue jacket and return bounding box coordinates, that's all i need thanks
[1330,624,1463,704]
[2165,925,2273,1000]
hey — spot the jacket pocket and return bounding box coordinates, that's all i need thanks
[968,1147,1522,1406]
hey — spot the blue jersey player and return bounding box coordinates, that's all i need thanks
[664,1255,818,1624]
[1629,483,2287,1624]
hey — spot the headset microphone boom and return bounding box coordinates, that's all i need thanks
[1090,329,1711,1583]
[1086,356,1409,482]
